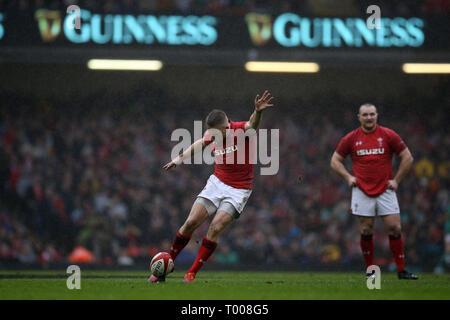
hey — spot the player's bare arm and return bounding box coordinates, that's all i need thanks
[163,138,206,171]
[245,90,274,131]
[330,151,357,187]
[388,148,414,190]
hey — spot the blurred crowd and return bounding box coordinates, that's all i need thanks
[0,0,449,16]
[0,78,448,273]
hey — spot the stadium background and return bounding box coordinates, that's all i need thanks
[0,0,448,275]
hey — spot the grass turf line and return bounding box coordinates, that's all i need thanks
[0,271,448,300]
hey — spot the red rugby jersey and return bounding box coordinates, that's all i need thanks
[335,125,407,197]
[203,120,254,190]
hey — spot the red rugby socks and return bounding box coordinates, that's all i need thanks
[169,231,191,260]
[360,234,374,268]
[187,238,218,274]
[389,234,405,272]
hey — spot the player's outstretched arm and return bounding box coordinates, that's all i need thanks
[330,151,357,187]
[163,138,206,171]
[245,90,274,130]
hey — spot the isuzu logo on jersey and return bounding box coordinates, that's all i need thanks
[357,148,385,156]
[214,145,238,156]
[170,121,280,175]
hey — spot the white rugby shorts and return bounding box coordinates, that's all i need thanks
[197,174,252,218]
[350,186,400,217]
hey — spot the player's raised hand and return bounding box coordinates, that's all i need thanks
[163,155,183,170]
[254,90,274,112]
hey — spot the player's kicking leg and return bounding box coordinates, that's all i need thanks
[148,201,210,283]
[183,209,234,283]
[171,201,210,259]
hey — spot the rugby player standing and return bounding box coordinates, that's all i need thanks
[330,103,418,279]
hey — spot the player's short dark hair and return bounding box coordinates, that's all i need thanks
[359,103,377,113]
[205,109,227,128]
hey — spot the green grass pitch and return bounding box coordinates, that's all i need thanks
[0,270,449,300]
